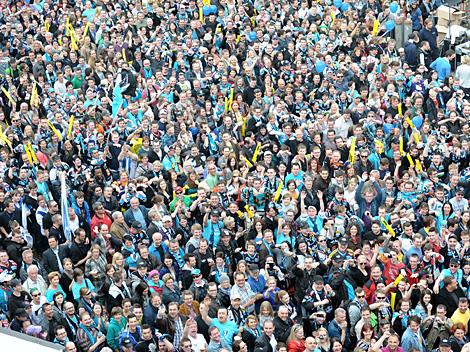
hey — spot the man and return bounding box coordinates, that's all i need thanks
[118,314,142,348]
[135,324,172,352]
[183,317,208,352]
[254,319,277,352]
[401,316,426,351]
[435,277,465,317]
[327,308,351,349]
[156,301,186,349]
[201,305,239,349]
[378,333,403,352]
[124,197,149,228]
[143,293,165,331]
[22,265,47,295]
[62,301,80,342]
[76,311,106,351]
[273,305,293,344]
[90,202,112,238]
[450,297,470,329]
[42,235,69,273]
[68,228,91,270]
[349,287,368,332]
[421,304,453,351]
[430,50,455,81]
[64,342,78,352]
[39,303,67,342]
[230,271,262,314]
[207,326,227,352]
[292,256,323,304]
[19,249,47,282]
[110,211,130,245]
[53,325,69,347]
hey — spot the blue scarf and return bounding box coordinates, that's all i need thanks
[79,323,96,345]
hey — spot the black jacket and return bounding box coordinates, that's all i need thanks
[254,333,275,352]
[273,316,293,343]
[42,245,70,273]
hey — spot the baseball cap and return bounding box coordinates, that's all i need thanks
[339,238,348,245]
[136,261,147,269]
[121,338,133,348]
[131,221,143,230]
[191,269,201,276]
[231,292,242,300]
[162,215,172,222]
[440,339,451,347]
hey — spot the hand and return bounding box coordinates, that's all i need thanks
[97,334,106,343]
[340,321,348,330]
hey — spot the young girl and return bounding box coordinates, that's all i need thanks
[258,301,275,328]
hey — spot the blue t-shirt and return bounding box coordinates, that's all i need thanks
[211,318,239,347]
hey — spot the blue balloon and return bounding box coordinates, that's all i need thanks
[341,2,350,11]
[334,0,342,8]
[209,5,217,14]
[202,6,211,16]
[248,31,257,42]
[412,116,423,129]
[385,20,395,32]
[389,1,399,13]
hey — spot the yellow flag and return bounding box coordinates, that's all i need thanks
[30,82,39,108]
[44,22,50,32]
[228,87,234,110]
[47,120,63,141]
[413,132,420,144]
[236,210,244,218]
[381,217,396,237]
[330,11,335,25]
[406,153,415,167]
[394,274,404,286]
[67,115,74,139]
[399,136,404,156]
[252,142,262,163]
[122,48,127,62]
[0,126,11,148]
[199,7,204,23]
[398,103,403,116]
[82,22,89,43]
[244,204,254,218]
[24,144,33,165]
[390,292,397,312]
[405,117,415,129]
[241,115,248,137]
[1,87,15,105]
[66,17,70,36]
[28,142,38,164]
[244,158,253,168]
[273,181,283,202]
[224,97,229,112]
[348,137,356,164]
[415,160,422,173]
[375,139,384,154]
[372,19,380,36]
[70,34,78,51]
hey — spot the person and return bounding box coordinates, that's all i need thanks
[0,0,468,351]
[286,324,305,352]
[254,319,277,352]
[75,311,106,352]
[400,316,426,351]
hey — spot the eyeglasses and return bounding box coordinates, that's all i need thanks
[32,293,40,297]
[183,344,192,348]
[359,262,367,265]
[376,296,386,300]
[85,291,91,295]
[318,239,326,242]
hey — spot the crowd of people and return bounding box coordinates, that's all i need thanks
[0,0,469,351]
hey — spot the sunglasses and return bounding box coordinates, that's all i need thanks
[376,296,386,300]
[451,264,459,268]
[357,294,365,298]
[32,293,40,297]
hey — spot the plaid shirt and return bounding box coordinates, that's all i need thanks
[230,283,256,314]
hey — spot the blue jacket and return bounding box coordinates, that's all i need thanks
[355,181,384,219]
[401,327,426,352]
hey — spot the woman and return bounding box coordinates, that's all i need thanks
[414,289,433,320]
[316,327,330,352]
[263,277,281,309]
[59,258,74,302]
[287,324,305,352]
[52,291,66,320]
[357,323,376,351]
[112,252,128,281]
[85,243,107,296]
[46,271,67,302]
[91,302,108,336]
[347,254,370,288]
[132,281,150,307]
[277,290,298,322]
[161,273,181,306]
[450,322,468,352]
[78,287,96,315]
[71,268,96,303]
[241,315,262,352]
[233,339,248,352]
[258,301,275,328]
[330,337,344,352]
[392,298,414,336]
